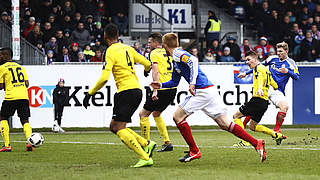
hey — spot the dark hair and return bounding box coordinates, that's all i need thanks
[1,47,13,58]
[245,50,257,57]
[104,23,119,40]
[149,32,162,43]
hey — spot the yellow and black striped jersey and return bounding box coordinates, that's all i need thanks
[89,42,151,94]
[252,64,278,101]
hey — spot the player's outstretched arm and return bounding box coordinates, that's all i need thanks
[287,68,300,80]
[133,49,152,72]
[161,69,181,89]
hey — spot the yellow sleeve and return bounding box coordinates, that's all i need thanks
[256,66,265,89]
[22,67,28,81]
[88,51,113,95]
[132,48,151,71]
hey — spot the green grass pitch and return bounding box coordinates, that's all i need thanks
[0,128,319,180]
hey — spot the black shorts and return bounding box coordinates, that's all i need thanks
[113,88,142,123]
[239,97,268,123]
[0,99,31,120]
[143,88,177,112]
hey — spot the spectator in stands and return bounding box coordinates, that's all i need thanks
[48,14,59,31]
[55,30,69,55]
[56,46,70,62]
[300,5,310,22]
[143,45,151,59]
[64,29,73,45]
[77,51,87,62]
[42,22,56,43]
[269,48,276,57]
[76,0,97,16]
[305,0,316,14]
[96,1,106,22]
[307,17,314,30]
[254,36,274,59]
[204,10,221,49]
[45,36,59,56]
[62,0,76,17]
[240,39,253,61]
[311,24,320,40]
[1,11,11,26]
[36,40,45,54]
[281,15,293,43]
[47,50,56,64]
[133,42,142,54]
[39,0,52,22]
[272,0,287,18]
[85,15,95,36]
[244,0,258,24]
[60,15,74,31]
[26,25,43,46]
[300,17,309,33]
[268,10,281,44]
[286,11,296,23]
[314,16,320,29]
[71,22,91,48]
[294,29,305,58]
[83,44,95,60]
[191,47,200,60]
[23,16,36,38]
[287,0,302,18]
[220,47,236,62]
[90,49,103,62]
[223,36,241,61]
[92,39,106,51]
[113,12,128,36]
[93,22,104,44]
[69,42,81,62]
[256,48,264,61]
[209,39,223,62]
[202,50,216,63]
[300,30,318,61]
[73,12,83,26]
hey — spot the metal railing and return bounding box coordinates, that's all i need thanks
[0,22,46,65]
[132,0,192,3]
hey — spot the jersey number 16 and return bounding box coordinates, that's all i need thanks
[8,67,25,84]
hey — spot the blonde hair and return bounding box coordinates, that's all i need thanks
[162,33,179,48]
[276,41,289,51]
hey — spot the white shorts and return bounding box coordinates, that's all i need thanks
[268,88,286,107]
[179,86,227,119]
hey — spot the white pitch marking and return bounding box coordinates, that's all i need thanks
[10,141,320,151]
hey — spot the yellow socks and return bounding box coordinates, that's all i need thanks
[23,123,32,140]
[0,120,10,147]
[117,129,149,160]
[255,125,276,138]
[234,118,244,129]
[126,128,148,147]
[154,116,170,143]
[140,117,150,140]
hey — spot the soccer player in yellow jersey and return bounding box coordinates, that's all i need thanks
[0,47,33,152]
[233,50,286,145]
[139,32,176,152]
[82,24,156,168]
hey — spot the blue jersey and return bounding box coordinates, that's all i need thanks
[162,48,212,89]
[246,55,299,95]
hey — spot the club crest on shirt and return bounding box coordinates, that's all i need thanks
[180,54,190,63]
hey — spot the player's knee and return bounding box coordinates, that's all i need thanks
[279,103,289,112]
[249,123,256,131]
[20,119,29,125]
[152,111,161,117]
[139,109,149,118]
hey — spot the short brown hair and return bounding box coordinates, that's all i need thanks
[149,32,162,43]
[162,33,179,48]
[276,41,288,51]
[245,50,257,58]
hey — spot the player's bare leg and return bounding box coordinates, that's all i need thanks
[214,114,266,162]
[274,100,289,133]
[173,107,201,162]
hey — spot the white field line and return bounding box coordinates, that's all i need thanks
[9,140,320,151]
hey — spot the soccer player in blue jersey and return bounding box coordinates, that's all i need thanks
[151,33,267,163]
[238,42,299,134]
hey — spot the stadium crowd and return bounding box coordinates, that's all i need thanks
[0,0,128,64]
[213,0,320,62]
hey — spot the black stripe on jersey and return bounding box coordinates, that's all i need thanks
[102,49,107,70]
[254,66,258,79]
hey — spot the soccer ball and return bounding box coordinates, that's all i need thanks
[28,133,44,148]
